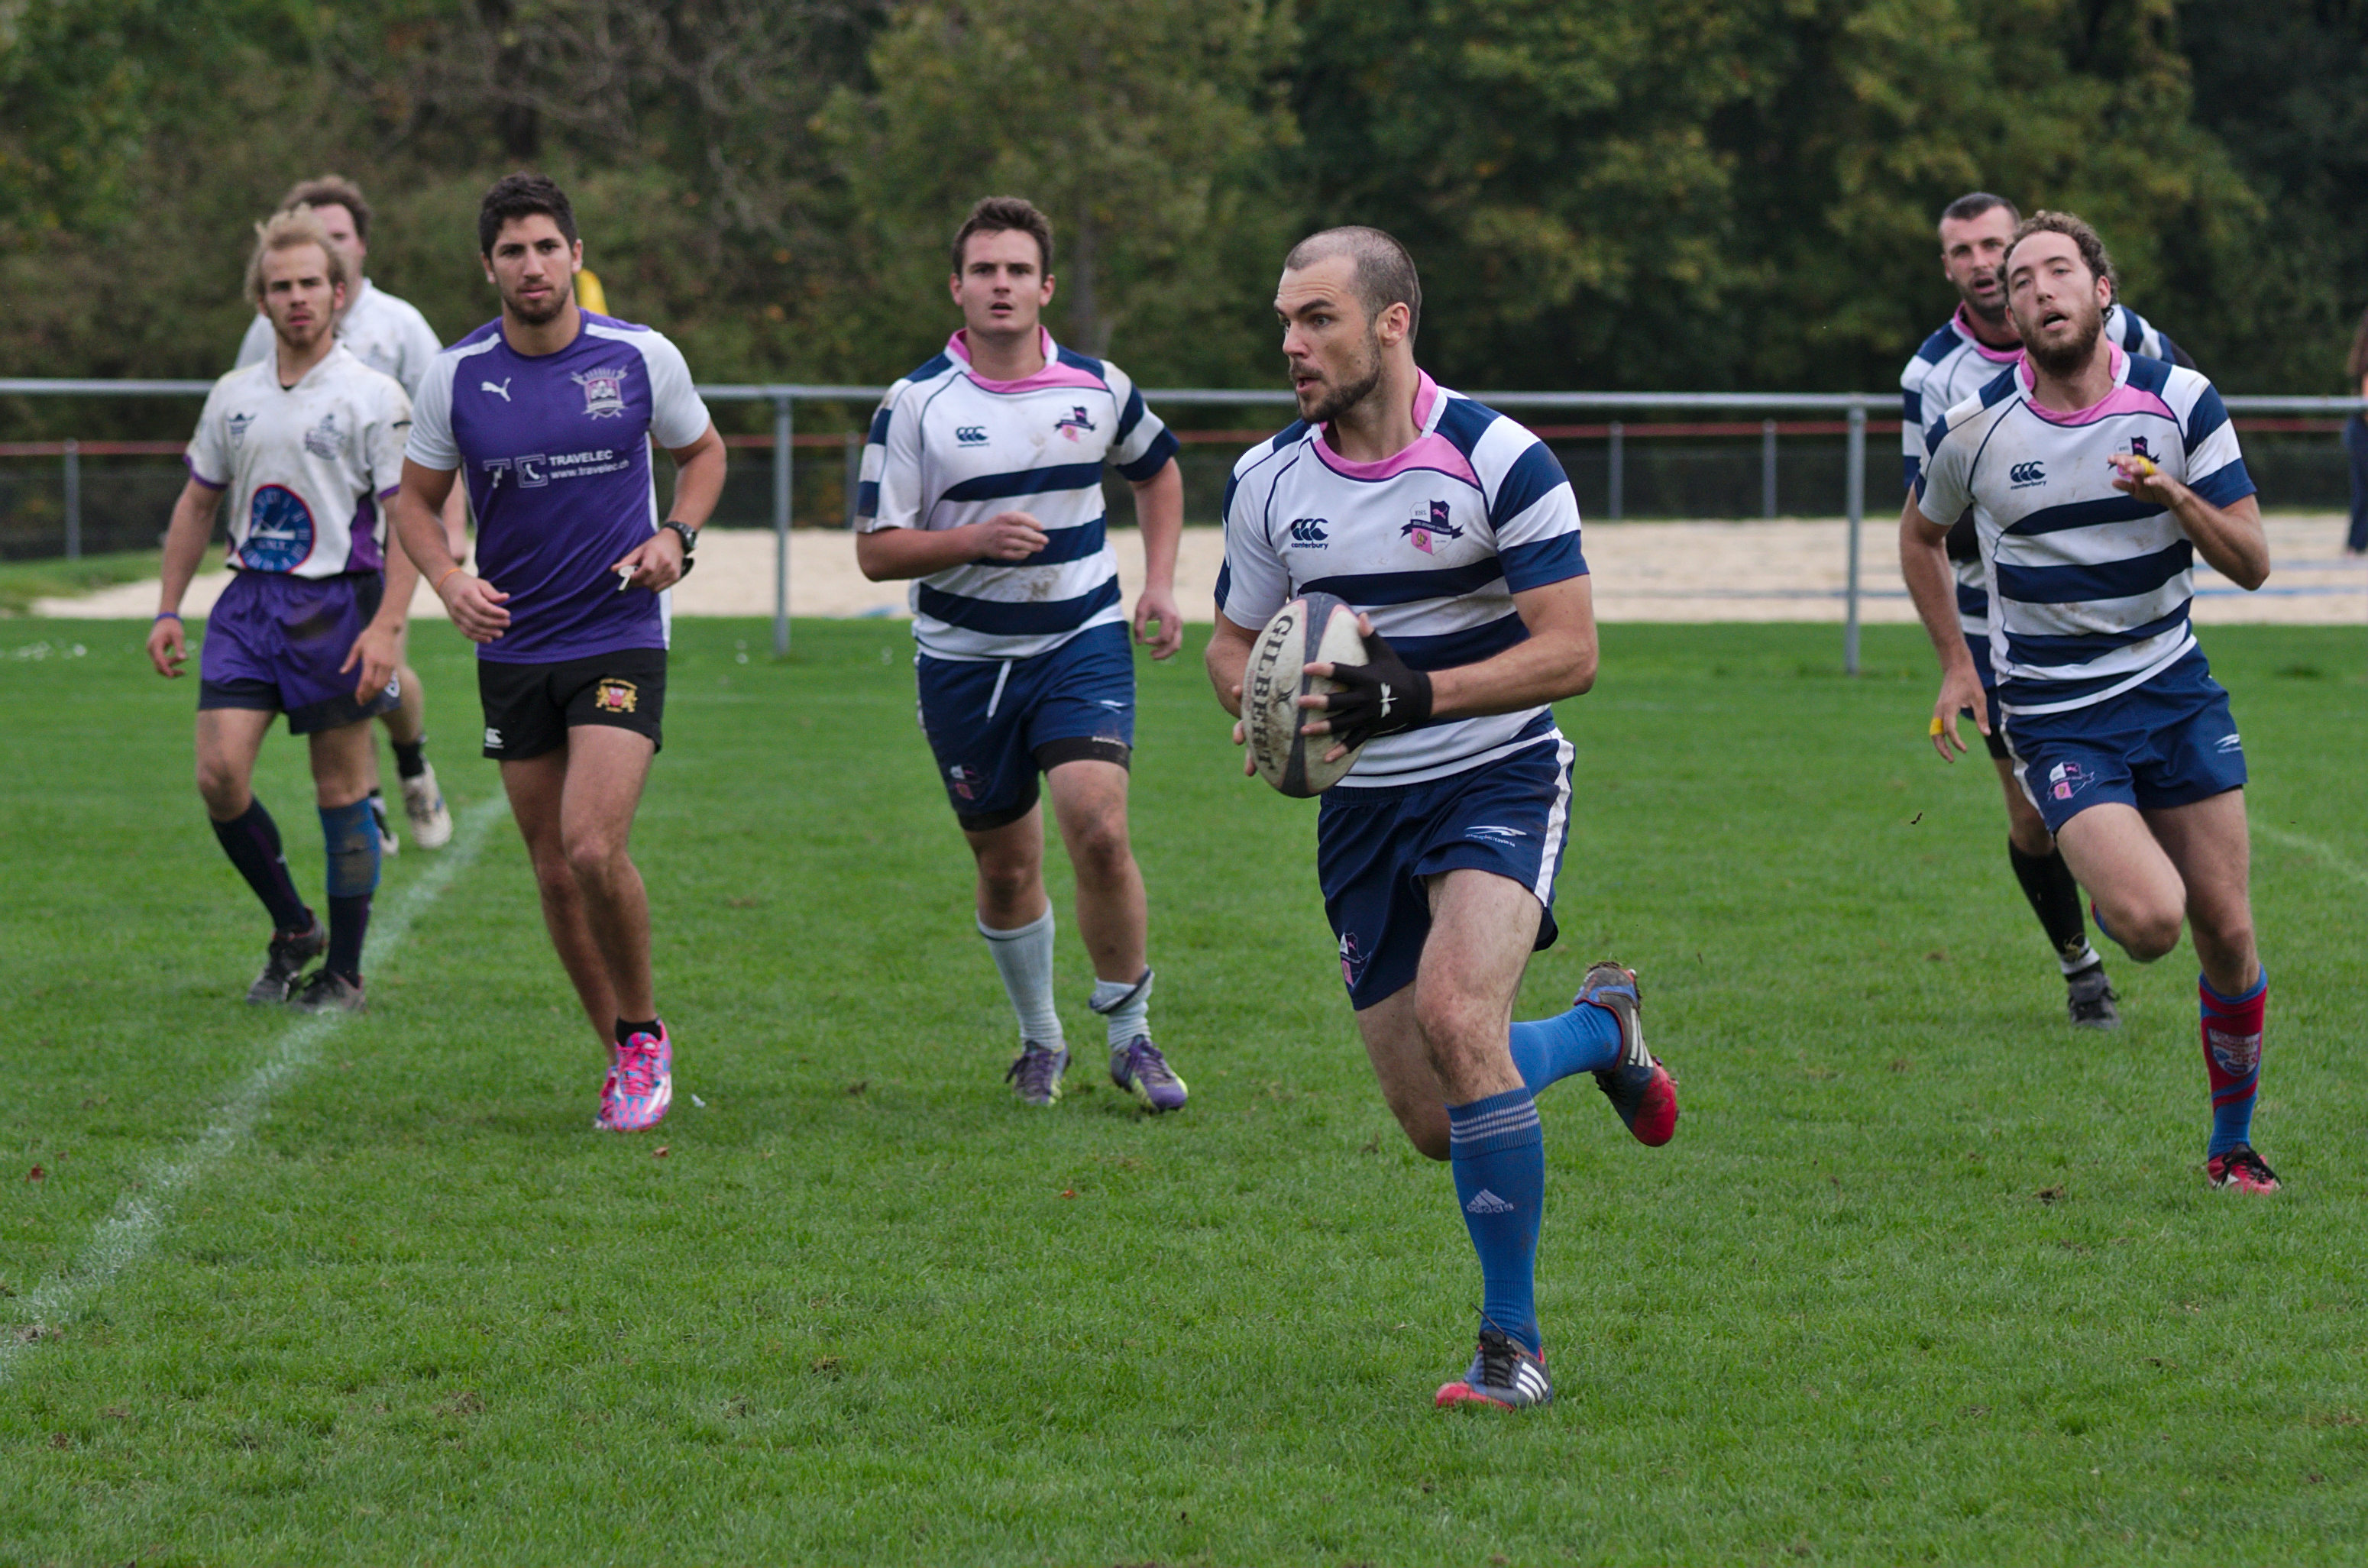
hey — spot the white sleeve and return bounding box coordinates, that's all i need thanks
[404,357,461,471]
[1215,451,1290,628]
[367,377,414,497]
[185,379,234,489]
[640,331,711,450]
[856,383,925,533]
[1914,422,1972,528]
[234,312,272,371]
[393,302,443,400]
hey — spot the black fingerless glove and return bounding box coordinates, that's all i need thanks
[1321,629,1434,751]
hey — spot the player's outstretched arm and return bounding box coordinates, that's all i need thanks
[1128,459,1185,661]
[1897,493,1985,759]
[147,477,221,677]
[394,459,511,643]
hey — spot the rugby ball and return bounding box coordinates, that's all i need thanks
[1245,591,1368,797]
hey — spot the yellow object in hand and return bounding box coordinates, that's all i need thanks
[1929,716,1947,737]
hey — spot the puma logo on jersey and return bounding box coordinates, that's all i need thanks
[481,378,513,402]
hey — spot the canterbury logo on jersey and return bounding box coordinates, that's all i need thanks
[2009,461,2046,487]
[956,425,988,445]
[1287,517,1328,546]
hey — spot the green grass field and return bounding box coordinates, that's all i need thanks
[5,616,2366,1564]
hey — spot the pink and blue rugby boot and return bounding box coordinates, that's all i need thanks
[599,1022,674,1132]
[1435,1324,1554,1411]
[1580,962,1678,1147]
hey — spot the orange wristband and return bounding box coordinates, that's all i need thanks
[437,566,465,589]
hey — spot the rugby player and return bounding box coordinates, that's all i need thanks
[147,208,416,1013]
[856,196,1189,1112]
[237,176,464,855]
[1902,211,2278,1194]
[1901,192,2192,1032]
[1205,228,1679,1410]
[391,173,726,1133]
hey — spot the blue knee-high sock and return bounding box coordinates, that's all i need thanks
[1507,1002,1622,1093]
[211,798,312,932]
[319,800,380,982]
[1446,1088,1546,1355]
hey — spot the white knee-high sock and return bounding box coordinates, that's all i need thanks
[1089,968,1153,1049]
[979,908,1063,1047]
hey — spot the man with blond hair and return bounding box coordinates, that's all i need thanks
[237,174,459,855]
[150,208,417,1012]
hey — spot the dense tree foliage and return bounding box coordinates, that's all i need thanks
[0,0,2361,427]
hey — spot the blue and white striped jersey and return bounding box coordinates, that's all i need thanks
[1217,373,1587,788]
[1916,344,2255,717]
[856,328,1180,661]
[1902,302,2182,652]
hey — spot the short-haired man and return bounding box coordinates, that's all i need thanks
[1903,211,2278,1194]
[148,208,416,1012]
[1205,227,1679,1411]
[856,196,1190,1112]
[236,174,463,857]
[391,173,726,1133]
[1902,192,2195,1033]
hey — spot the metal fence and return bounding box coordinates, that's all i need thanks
[5,378,2360,671]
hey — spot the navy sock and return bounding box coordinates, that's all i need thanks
[319,800,380,982]
[615,1017,661,1047]
[1446,1088,1546,1355]
[1508,1002,1621,1093]
[210,799,311,932]
[392,737,427,781]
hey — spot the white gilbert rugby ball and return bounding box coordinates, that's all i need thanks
[1246,591,1367,797]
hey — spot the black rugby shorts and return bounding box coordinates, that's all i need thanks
[479,647,667,762]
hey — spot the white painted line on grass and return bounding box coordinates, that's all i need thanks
[2257,823,2368,890]
[0,796,508,1382]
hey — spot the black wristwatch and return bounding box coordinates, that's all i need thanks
[660,519,699,574]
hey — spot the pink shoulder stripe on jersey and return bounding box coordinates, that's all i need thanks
[943,328,1105,393]
[1310,373,1478,484]
[2015,344,2166,427]
[1952,305,2022,364]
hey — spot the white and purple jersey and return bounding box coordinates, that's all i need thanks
[1916,344,2254,716]
[856,328,1179,661]
[1217,373,1587,788]
[1902,302,2182,654]
[184,345,410,578]
[406,312,712,664]
[237,279,445,399]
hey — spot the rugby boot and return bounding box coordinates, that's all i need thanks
[369,791,400,857]
[2066,963,2121,1030]
[401,764,454,850]
[1109,1035,1189,1112]
[599,1023,674,1132]
[1580,962,1678,1146]
[2206,1144,2279,1195]
[1435,1324,1553,1411]
[1004,1040,1069,1107]
[245,916,326,1004]
[290,970,366,1014]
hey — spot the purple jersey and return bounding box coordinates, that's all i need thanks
[406,312,711,664]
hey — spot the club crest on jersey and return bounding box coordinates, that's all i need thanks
[572,367,630,418]
[227,412,254,448]
[241,484,316,572]
[1402,500,1464,554]
[302,413,346,459]
[1054,406,1097,441]
[2126,437,2152,461]
[591,678,639,714]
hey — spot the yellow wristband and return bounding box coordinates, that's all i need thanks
[1929,716,1947,737]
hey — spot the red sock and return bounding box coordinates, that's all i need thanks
[2199,971,2266,1157]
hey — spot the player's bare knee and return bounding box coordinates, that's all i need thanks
[975,857,1039,912]
[1069,819,1134,882]
[194,758,246,816]
[561,829,627,887]
[2110,903,2183,962]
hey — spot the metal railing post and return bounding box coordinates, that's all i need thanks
[1844,402,1865,675]
[772,394,793,657]
[844,432,862,529]
[63,438,81,560]
[1761,419,1778,519]
[1607,421,1624,521]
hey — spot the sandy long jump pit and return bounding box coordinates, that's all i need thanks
[34,517,2366,626]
